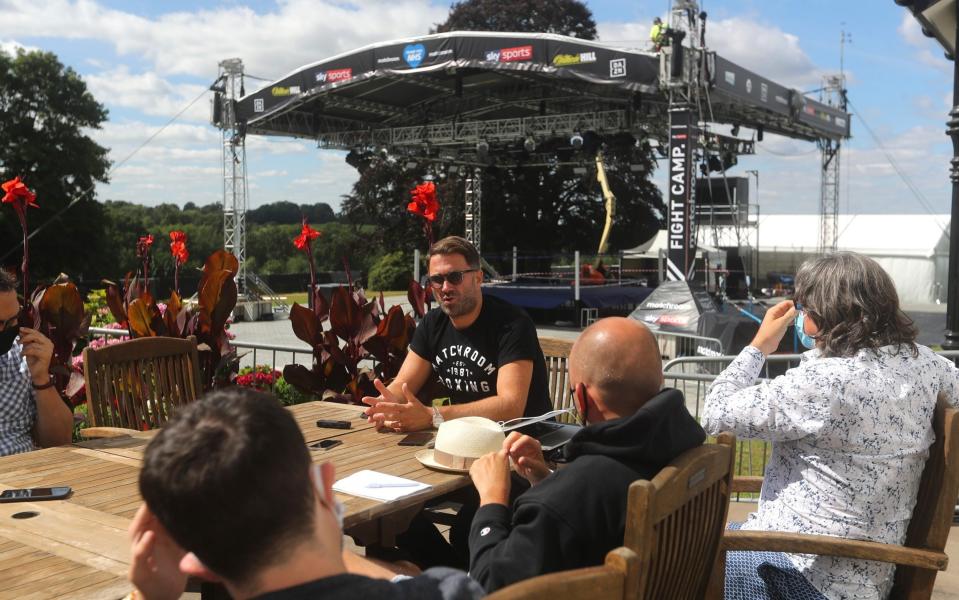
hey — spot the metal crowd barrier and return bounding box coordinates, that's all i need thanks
[652,331,725,374]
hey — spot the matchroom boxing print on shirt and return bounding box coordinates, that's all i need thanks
[432,343,497,396]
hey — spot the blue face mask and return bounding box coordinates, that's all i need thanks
[795,311,817,350]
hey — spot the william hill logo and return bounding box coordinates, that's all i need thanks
[271,85,301,97]
[552,52,596,66]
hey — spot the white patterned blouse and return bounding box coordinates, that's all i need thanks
[703,343,959,600]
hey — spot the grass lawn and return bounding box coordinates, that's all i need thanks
[274,290,408,306]
[708,436,771,501]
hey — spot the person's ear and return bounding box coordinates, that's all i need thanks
[311,462,336,505]
[573,383,587,417]
[180,552,220,582]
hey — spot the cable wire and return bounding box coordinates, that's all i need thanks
[846,97,949,240]
[1,87,212,263]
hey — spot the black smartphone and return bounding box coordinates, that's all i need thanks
[0,487,71,502]
[316,419,352,430]
[398,432,434,447]
[309,439,343,451]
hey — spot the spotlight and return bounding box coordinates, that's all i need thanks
[572,165,588,175]
[523,136,536,152]
[730,124,740,137]
[405,160,418,169]
[448,165,460,174]
[629,164,645,173]
[476,140,489,159]
[378,146,390,158]
[570,132,584,149]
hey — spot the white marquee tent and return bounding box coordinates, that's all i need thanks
[700,214,951,304]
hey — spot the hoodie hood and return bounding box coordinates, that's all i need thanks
[563,387,705,470]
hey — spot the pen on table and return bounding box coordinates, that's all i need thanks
[365,482,421,488]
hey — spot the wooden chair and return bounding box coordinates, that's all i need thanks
[625,432,737,599]
[708,396,959,600]
[487,547,639,600]
[539,337,574,423]
[82,336,202,435]
[487,434,736,600]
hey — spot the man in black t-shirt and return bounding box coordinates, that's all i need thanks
[362,236,550,432]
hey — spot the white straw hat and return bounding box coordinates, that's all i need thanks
[415,416,506,473]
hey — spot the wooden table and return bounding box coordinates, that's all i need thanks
[0,401,470,599]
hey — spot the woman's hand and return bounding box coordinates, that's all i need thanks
[750,300,797,356]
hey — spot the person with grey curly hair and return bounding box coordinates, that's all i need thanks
[703,252,959,600]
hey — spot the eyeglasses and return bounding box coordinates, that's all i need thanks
[427,269,478,288]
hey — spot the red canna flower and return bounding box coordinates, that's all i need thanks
[169,230,189,265]
[1,176,38,209]
[408,181,439,222]
[2,176,38,306]
[136,234,154,259]
[293,221,321,251]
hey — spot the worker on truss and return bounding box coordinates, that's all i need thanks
[649,17,668,51]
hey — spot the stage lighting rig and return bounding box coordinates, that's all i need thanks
[570,132,584,148]
[523,136,537,152]
[476,140,490,159]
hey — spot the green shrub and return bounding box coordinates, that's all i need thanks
[367,251,412,291]
[275,376,315,406]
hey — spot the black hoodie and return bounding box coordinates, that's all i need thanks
[467,388,706,592]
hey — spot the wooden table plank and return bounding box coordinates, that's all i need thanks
[0,400,473,598]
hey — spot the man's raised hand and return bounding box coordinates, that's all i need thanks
[362,379,432,432]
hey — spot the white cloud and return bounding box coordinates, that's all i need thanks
[898,12,951,74]
[0,38,39,54]
[0,0,446,78]
[599,15,826,90]
[85,67,209,122]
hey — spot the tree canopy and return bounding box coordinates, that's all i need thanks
[0,48,111,279]
[436,0,598,39]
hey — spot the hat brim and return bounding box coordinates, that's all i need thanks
[415,449,471,473]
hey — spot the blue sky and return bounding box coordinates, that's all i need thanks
[0,0,953,222]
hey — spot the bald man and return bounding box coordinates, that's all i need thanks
[466,317,706,592]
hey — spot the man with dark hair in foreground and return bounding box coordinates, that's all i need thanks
[467,317,706,591]
[127,388,484,600]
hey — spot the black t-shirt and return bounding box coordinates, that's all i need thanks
[409,294,551,418]
[254,569,484,600]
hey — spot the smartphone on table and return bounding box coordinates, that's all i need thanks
[0,487,72,502]
[398,432,434,447]
[309,439,343,451]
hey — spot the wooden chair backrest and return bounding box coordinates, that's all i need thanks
[539,337,574,422]
[487,547,639,600]
[83,336,202,430]
[625,432,736,600]
[891,395,959,598]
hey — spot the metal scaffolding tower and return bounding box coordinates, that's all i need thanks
[818,32,849,253]
[464,170,482,252]
[217,58,249,297]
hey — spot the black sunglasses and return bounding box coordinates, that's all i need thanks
[428,269,478,287]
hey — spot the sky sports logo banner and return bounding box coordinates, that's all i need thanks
[485,45,533,62]
[315,68,353,84]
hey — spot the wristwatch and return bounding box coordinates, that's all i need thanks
[431,406,445,428]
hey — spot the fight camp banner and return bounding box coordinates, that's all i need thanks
[666,107,697,282]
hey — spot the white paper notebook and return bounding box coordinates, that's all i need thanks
[332,470,432,502]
